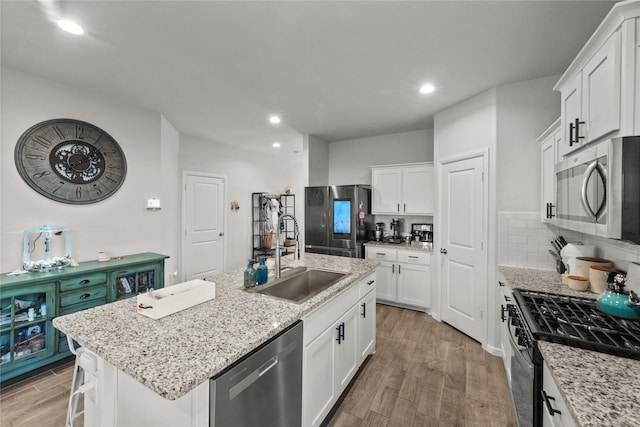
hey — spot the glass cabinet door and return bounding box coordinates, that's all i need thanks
[0,283,55,367]
[111,263,162,300]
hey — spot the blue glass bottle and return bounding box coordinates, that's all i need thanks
[244,259,257,288]
[256,256,268,285]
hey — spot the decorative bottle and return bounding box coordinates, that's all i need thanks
[244,260,257,288]
[256,257,268,285]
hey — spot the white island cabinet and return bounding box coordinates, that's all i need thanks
[52,253,378,427]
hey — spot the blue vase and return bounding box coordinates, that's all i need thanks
[256,257,268,285]
[244,260,256,288]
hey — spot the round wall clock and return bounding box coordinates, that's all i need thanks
[14,118,127,205]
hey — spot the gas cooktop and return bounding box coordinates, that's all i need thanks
[513,289,640,360]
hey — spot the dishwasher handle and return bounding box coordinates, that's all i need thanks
[258,356,278,377]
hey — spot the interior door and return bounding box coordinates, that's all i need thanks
[440,156,486,343]
[182,172,225,281]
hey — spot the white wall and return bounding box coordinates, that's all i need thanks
[160,116,181,283]
[179,134,305,271]
[307,134,329,186]
[1,67,176,272]
[496,75,560,211]
[328,129,433,185]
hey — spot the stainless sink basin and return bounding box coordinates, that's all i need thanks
[247,267,347,304]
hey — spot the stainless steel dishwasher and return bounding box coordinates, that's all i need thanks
[210,320,303,427]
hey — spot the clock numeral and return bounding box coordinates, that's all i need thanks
[108,163,122,169]
[76,126,85,139]
[33,135,52,149]
[105,176,117,184]
[93,184,103,196]
[32,171,51,179]
[25,154,46,161]
[53,181,65,194]
[94,134,103,145]
[76,186,83,199]
[53,125,65,140]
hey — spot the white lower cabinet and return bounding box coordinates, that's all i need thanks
[366,246,430,309]
[302,273,376,427]
[542,361,577,427]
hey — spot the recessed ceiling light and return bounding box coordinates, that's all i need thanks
[57,19,84,35]
[419,84,435,94]
[272,142,281,148]
[269,115,281,124]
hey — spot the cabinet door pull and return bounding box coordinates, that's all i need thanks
[409,255,418,259]
[361,302,366,318]
[549,204,555,219]
[403,203,406,212]
[569,122,575,146]
[367,280,375,285]
[498,281,505,287]
[398,264,401,274]
[336,325,342,344]
[541,390,562,416]
[397,203,400,212]
[575,118,585,141]
[392,264,395,273]
[501,304,509,323]
[376,252,385,256]
[341,323,345,341]
[79,279,90,285]
[79,293,91,299]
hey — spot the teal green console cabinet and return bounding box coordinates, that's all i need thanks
[0,252,168,383]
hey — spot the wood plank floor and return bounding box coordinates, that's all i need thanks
[328,304,517,427]
[0,304,516,427]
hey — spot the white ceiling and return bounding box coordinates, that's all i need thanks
[1,1,616,154]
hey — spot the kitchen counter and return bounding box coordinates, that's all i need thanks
[499,266,640,426]
[53,253,377,400]
[364,240,433,252]
[499,266,597,299]
[538,341,640,427]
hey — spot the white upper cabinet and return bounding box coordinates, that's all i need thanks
[555,2,640,157]
[371,163,434,215]
[539,119,560,222]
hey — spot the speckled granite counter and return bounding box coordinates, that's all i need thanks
[364,241,433,252]
[539,342,640,427]
[500,266,640,426]
[499,266,597,299]
[53,253,377,400]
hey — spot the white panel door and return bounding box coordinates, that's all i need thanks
[559,74,582,157]
[183,173,224,280]
[371,168,402,214]
[582,31,621,143]
[402,165,434,215]
[440,156,486,343]
[397,262,430,308]
[302,326,335,427]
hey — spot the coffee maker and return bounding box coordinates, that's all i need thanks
[411,223,433,248]
[374,223,385,242]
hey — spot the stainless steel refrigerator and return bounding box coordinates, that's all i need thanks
[304,185,373,258]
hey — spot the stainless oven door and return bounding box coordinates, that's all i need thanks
[508,325,534,427]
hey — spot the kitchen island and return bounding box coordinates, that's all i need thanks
[500,266,640,427]
[53,253,378,426]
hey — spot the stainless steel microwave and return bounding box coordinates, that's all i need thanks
[555,136,640,243]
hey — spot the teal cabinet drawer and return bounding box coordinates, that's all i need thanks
[60,286,107,307]
[59,297,107,316]
[60,272,107,291]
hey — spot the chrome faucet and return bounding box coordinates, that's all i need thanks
[275,213,300,279]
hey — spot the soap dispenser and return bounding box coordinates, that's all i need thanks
[244,259,257,288]
[256,256,268,285]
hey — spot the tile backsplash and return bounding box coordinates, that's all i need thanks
[499,212,640,272]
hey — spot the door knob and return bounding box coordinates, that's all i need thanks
[440,248,447,254]
[219,232,224,236]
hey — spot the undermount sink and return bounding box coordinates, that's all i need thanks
[246,266,347,304]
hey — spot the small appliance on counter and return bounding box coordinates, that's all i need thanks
[410,223,433,249]
[384,218,403,244]
[374,223,385,242]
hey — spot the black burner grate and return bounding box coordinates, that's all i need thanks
[513,289,640,360]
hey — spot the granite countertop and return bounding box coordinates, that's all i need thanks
[500,266,640,426]
[364,240,433,252]
[53,253,378,401]
[539,342,640,427]
[499,266,598,299]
